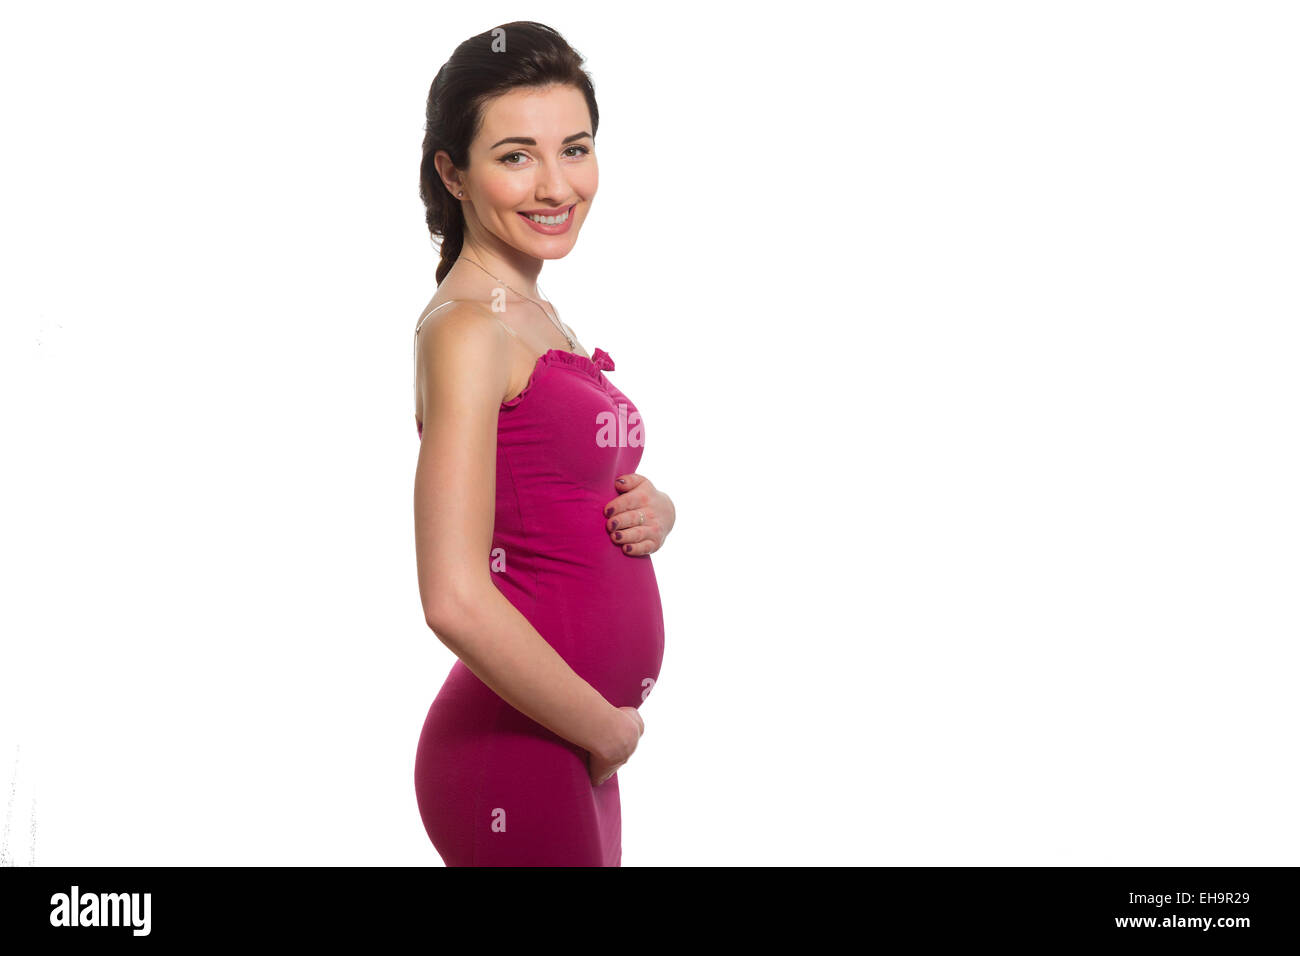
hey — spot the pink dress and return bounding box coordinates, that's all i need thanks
[413,339,665,866]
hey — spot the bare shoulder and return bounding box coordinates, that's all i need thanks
[414,298,495,339]
[414,300,512,422]
[414,299,508,368]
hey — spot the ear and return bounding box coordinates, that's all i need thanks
[433,150,465,199]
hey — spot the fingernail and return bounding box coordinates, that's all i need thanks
[623,544,632,553]
[614,532,622,540]
[616,477,626,484]
[604,507,613,517]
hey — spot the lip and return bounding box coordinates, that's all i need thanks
[518,203,577,216]
[517,203,577,236]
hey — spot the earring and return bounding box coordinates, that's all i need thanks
[458,191,464,197]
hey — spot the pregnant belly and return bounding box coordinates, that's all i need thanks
[527,546,665,709]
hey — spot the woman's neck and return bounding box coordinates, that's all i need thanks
[456,239,543,301]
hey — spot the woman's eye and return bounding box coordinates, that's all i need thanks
[499,145,590,166]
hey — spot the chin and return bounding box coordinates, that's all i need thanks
[537,239,580,260]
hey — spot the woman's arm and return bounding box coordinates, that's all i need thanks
[413,304,637,766]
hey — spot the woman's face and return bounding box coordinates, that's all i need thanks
[458,84,598,260]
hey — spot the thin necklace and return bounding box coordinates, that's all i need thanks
[460,254,577,352]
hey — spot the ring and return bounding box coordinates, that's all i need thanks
[638,511,645,525]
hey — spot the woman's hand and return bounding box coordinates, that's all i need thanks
[588,706,645,787]
[603,474,675,555]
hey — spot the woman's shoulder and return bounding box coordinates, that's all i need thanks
[413,297,515,421]
[414,297,495,339]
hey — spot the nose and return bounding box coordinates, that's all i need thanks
[535,156,572,205]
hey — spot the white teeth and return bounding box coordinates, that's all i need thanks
[526,207,570,225]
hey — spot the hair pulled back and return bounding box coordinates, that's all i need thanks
[419,22,599,285]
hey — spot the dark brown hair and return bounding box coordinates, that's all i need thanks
[419,22,600,285]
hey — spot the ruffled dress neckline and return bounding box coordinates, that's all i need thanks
[501,347,615,408]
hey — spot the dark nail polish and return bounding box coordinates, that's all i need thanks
[604,507,613,517]
[614,532,622,540]
[623,544,632,552]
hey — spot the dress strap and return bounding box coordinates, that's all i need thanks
[414,299,519,339]
[413,299,521,416]
[414,299,460,338]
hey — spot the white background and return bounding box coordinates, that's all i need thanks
[1,1,1296,866]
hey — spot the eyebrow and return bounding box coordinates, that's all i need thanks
[489,131,593,149]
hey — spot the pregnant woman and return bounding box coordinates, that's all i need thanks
[411,22,675,866]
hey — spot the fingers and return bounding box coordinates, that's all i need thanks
[607,514,660,554]
[603,489,646,522]
[605,505,658,536]
[607,518,652,541]
[614,473,648,492]
[620,706,644,735]
[593,760,625,787]
[605,517,659,553]
[593,709,643,785]
[617,536,658,556]
[602,475,655,520]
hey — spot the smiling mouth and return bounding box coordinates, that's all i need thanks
[518,204,574,225]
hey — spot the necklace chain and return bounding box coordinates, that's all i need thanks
[460,254,577,352]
